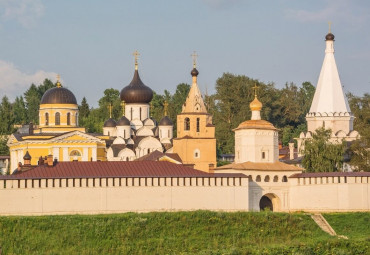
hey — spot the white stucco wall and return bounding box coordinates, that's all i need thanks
[0,177,249,216]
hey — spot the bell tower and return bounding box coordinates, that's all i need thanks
[173,52,216,172]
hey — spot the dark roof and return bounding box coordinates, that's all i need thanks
[23,151,31,160]
[325,32,335,41]
[117,116,130,126]
[135,150,182,163]
[40,87,77,104]
[290,172,370,178]
[1,161,246,179]
[120,70,153,104]
[0,155,10,160]
[104,118,117,127]
[191,67,199,77]
[159,116,173,126]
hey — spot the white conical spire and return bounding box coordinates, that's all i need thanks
[309,32,351,114]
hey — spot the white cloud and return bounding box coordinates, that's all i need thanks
[285,0,369,24]
[0,60,57,100]
[0,0,44,28]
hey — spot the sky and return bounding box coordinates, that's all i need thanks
[0,0,369,107]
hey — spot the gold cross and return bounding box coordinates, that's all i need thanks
[191,51,198,68]
[163,100,169,116]
[252,83,259,97]
[133,50,140,70]
[107,103,113,118]
[56,74,61,88]
[120,101,125,116]
[328,21,332,33]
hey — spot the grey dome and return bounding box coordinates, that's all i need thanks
[120,70,153,104]
[104,118,117,127]
[159,116,173,126]
[40,87,77,104]
[117,116,130,126]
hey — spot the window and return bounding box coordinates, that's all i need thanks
[147,149,150,154]
[273,176,278,182]
[196,118,200,132]
[130,108,133,120]
[140,107,142,120]
[264,176,270,182]
[256,175,261,182]
[69,150,81,156]
[282,176,288,182]
[67,113,71,125]
[75,113,78,126]
[55,112,60,125]
[194,149,200,159]
[262,152,266,159]
[168,130,170,137]
[45,113,49,126]
[184,117,190,131]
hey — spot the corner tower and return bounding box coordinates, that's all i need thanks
[173,53,216,172]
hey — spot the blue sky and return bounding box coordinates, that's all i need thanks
[0,0,369,107]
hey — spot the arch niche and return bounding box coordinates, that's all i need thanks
[259,193,280,212]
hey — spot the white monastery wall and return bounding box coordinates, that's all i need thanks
[288,176,370,212]
[0,176,249,216]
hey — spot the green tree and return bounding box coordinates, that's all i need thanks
[302,127,346,172]
[79,97,90,127]
[0,136,9,156]
[98,88,121,120]
[12,96,27,125]
[0,96,14,134]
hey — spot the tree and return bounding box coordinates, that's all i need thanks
[348,93,370,171]
[98,88,121,120]
[12,96,27,125]
[0,96,14,134]
[79,97,90,127]
[302,127,346,172]
[0,136,9,156]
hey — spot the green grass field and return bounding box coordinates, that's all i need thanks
[0,211,369,254]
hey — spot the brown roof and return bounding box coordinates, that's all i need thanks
[290,172,370,178]
[0,155,10,160]
[234,120,277,131]
[135,151,182,163]
[216,161,303,171]
[1,161,246,180]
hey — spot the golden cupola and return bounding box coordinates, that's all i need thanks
[250,96,262,112]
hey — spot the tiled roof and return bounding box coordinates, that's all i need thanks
[290,172,370,178]
[0,161,245,179]
[135,151,182,163]
[216,161,303,171]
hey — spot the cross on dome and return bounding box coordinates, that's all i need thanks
[56,74,61,88]
[133,50,140,70]
[163,100,169,116]
[191,51,198,68]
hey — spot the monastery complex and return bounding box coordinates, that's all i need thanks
[1,30,369,215]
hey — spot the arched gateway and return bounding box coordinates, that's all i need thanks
[259,193,280,212]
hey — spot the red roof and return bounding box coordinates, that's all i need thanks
[1,161,246,179]
[290,172,370,178]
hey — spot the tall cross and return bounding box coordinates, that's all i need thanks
[191,51,198,68]
[107,103,113,118]
[56,74,61,88]
[163,101,168,116]
[150,102,153,117]
[252,83,259,97]
[120,101,125,116]
[328,21,332,33]
[133,50,140,70]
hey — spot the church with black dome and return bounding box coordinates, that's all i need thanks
[103,51,174,161]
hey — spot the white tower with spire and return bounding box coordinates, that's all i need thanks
[297,27,359,156]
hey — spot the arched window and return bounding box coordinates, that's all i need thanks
[264,175,270,182]
[55,112,60,125]
[196,118,200,132]
[194,149,200,159]
[67,113,71,125]
[168,130,170,137]
[75,113,78,126]
[273,176,278,182]
[45,113,49,126]
[256,175,261,182]
[126,157,129,161]
[282,176,288,182]
[140,107,142,120]
[262,152,266,159]
[130,108,133,120]
[70,150,81,156]
[184,117,190,131]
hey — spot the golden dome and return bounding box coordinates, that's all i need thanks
[234,120,277,131]
[250,96,262,111]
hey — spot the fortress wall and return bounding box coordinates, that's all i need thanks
[288,176,370,212]
[0,177,249,216]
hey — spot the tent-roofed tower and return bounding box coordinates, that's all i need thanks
[306,26,354,134]
[173,52,216,172]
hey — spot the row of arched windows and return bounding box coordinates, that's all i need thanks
[255,175,288,183]
[44,112,77,126]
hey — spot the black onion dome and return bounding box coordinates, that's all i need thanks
[117,116,130,126]
[159,116,173,126]
[40,87,77,104]
[23,151,31,160]
[325,33,335,41]
[191,68,199,77]
[104,118,117,127]
[120,70,153,104]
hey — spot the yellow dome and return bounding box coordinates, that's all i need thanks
[250,96,262,111]
[234,120,277,131]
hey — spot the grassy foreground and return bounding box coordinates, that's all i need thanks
[0,211,369,255]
